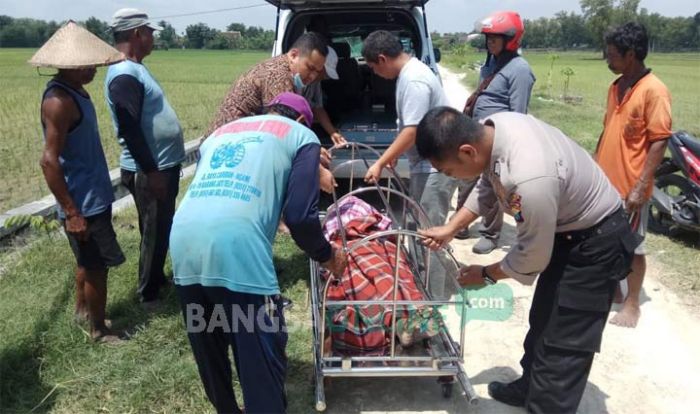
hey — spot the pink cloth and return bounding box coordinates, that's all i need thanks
[323,196,392,241]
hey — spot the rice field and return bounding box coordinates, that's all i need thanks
[442,50,700,152]
[442,49,700,305]
[0,47,699,414]
[0,48,269,213]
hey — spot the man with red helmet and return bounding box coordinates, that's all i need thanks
[456,11,536,251]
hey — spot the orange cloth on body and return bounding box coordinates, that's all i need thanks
[596,72,672,199]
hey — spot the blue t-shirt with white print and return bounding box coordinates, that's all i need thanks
[170,114,320,295]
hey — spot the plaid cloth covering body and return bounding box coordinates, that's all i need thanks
[322,197,440,355]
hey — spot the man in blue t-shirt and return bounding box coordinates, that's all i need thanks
[170,92,346,414]
[106,8,186,306]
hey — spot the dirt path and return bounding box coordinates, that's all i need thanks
[324,65,700,413]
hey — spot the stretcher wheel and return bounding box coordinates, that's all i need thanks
[442,382,453,399]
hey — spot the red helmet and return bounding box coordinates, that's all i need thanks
[476,11,524,52]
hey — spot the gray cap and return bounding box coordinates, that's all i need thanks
[110,8,163,33]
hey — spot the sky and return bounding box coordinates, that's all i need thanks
[1,0,697,34]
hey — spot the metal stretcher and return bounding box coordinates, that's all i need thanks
[309,142,479,411]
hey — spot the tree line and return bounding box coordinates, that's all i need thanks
[0,16,275,50]
[433,0,698,53]
[2,0,698,52]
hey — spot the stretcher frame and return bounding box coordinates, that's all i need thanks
[309,142,479,411]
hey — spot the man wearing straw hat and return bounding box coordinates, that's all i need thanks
[32,21,126,343]
[105,8,186,308]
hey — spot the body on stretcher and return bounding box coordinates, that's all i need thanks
[308,142,478,412]
[321,196,443,355]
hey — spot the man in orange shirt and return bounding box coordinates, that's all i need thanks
[595,22,672,328]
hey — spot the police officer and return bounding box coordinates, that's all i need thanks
[417,107,636,413]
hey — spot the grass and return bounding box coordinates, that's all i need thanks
[442,49,700,307]
[0,48,269,213]
[442,50,700,152]
[1,48,699,413]
[0,47,315,413]
[0,177,316,413]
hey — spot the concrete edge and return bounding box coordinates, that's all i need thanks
[0,138,201,240]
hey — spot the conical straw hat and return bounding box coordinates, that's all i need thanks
[28,20,124,69]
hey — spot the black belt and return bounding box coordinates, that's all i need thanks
[556,207,628,242]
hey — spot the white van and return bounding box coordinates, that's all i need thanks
[265,0,442,179]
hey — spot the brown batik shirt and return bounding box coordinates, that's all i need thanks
[207,54,295,136]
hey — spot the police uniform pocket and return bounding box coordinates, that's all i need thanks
[610,230,637,281]
[543,304,609,353]
[623,117,646,141]
[569,233,618,269]
[559,236,619,312]
[558,285,613,313]
[571,226,634,283]
[620,229,641,255]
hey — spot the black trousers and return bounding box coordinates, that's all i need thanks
[176,284,288,414]
[121,165,180,301]
[518,208,636,413]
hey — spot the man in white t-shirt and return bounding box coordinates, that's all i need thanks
[362,30,458,299]
[362,30,457,228]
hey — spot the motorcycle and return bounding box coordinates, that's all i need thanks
[648,131,700,235]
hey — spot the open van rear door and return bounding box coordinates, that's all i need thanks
[264,0,430,10]
[266,0,435,64]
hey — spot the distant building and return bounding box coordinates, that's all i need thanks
[221,31,242,41]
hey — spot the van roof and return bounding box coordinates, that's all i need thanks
[264,0,430,10]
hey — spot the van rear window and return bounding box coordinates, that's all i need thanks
[332,33,416,59]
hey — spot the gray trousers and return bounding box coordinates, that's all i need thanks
[456,177,503,241]
[410,171,458,300]
[121,165,181,302]
[410,171,458,228]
